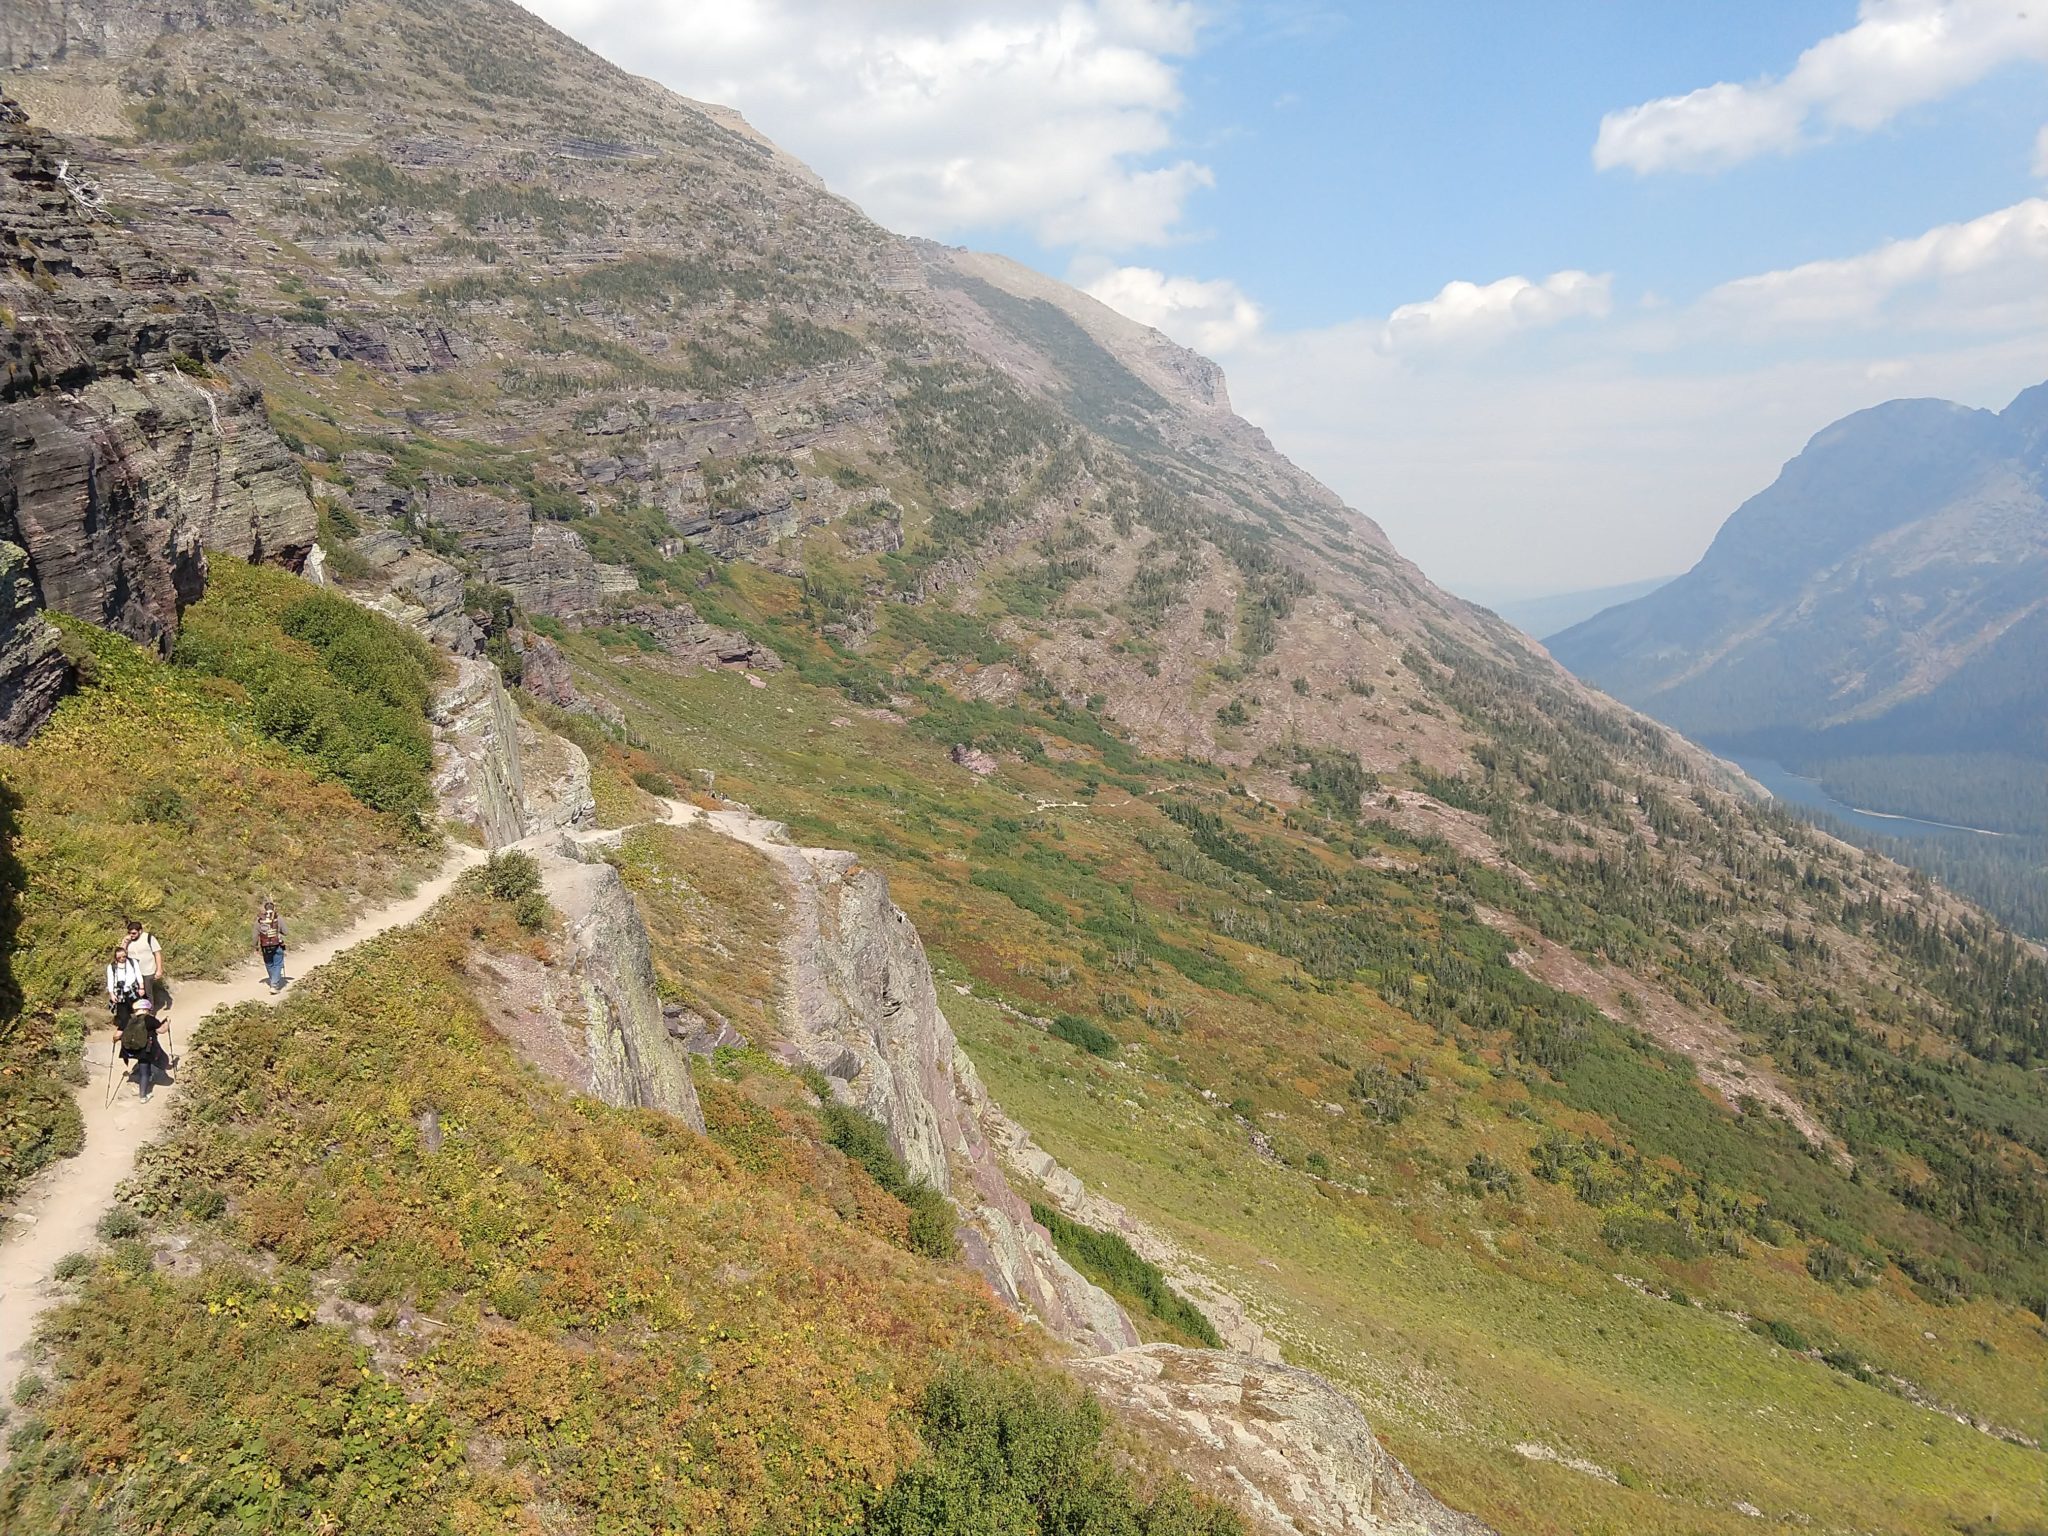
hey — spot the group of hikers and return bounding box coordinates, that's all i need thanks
[102,901,289,1098]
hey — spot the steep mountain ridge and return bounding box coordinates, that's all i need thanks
[1551,386,2048,758]
[2,3,2046,1532]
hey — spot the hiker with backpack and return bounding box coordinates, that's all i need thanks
[105,943,145,1029]
[255,899,287,992]
[122,915,167,1014]
[106,944,168,1098]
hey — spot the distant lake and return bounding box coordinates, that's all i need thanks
[1717,753,2004,842]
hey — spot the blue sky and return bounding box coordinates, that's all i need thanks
[524,1,2048,598]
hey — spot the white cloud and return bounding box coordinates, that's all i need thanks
[1596,0,2048,174]
[2034,123,2048,177]
[518,0,1209,247]
[1380,270,1612,352]
[1082,265,1265,351]
[1225,199,2048,593]
[1702,198,2048,331]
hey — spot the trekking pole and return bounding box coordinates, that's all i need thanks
[104,1033,120,1107]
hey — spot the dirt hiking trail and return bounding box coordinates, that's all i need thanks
[0,841,488,1406]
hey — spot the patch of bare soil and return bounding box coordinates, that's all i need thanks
[1473,906,1841,1158]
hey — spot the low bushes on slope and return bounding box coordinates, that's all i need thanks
[0,596,436,1202]
[172,559,439,820]
[0,886,1239,1533]
[1029,1202,1221,1349]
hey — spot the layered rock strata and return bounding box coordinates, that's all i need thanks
[0,97,313,741]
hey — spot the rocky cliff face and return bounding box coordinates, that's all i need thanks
[706,804,1139,1354]
[675,795,1492,1532]
[432,654,592,848]
[546,841,705,1132]
[0,95,313,741]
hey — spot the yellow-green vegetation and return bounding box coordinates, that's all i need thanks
[172,559,441,819]
[0,572,439,1201]
[0,884,1239,1535]
[545,592,2048,1536]
[1027,1203,1221,1349]
[605,822,783,1038]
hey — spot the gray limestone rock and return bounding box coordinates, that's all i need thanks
[744,823,1136,1355]
[1071,1346,1497,1536]
[548,854,705,1131]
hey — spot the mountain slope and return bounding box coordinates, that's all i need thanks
[1551,387,2048,772]
[3,3,2047,1533]
[1550,385,2048,936]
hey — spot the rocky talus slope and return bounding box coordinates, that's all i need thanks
[0,96,312,739]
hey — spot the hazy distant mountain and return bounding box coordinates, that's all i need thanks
[1478,575,1677,640]
[1552,384,2048,794]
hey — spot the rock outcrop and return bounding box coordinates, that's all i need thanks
[544,843,705,1131]
[681,796,1490,1532]
[601,602,782,674]
[694,804,1137,1355]
[432,654,592,848]
[0,96,313,740]
[1071,1347,1496,1536]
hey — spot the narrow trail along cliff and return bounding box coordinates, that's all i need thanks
[0,841,487,1406]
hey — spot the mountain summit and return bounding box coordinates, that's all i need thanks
[1550,385,2048,762]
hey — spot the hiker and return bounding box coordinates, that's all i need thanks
[122,915,167,1014]
[254,898,287,992]
[120,996,169,1099]
[105,943,145,1031]
[106,945,167,1097]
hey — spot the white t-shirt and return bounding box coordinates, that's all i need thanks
[107,959,145,1003]
[127,931,161,977]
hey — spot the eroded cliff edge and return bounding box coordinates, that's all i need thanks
[671,798,1493,1536]
[0,98,313,740]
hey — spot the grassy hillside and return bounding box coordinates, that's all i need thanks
[0,563,440,1201]
[5,7,2045,1532]
[0,878,1240,1536]
[541,586,2048,1536]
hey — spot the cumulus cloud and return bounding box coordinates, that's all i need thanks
[1596,0,2048,174]
[1702,198,2048,331]
[2034,124,2048,177]
[519,0,1209,247]
[1081,265,1265,351]
[1380,270,1613,352]
[1224,197,2048,593]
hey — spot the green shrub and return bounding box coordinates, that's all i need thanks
[1752,1317,1810,1352]
[822,1102,956,1260]
[482,849,543,905]
[864,1364,1242,1535]
[174,561,437,823]
[1805,1241,1867,1286]
[50,1252,92,1283]
[1050,1013,1118,1058]
[129,784,194,831]
[94,1206,142,1242]
[1029,1202,1221,1349]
